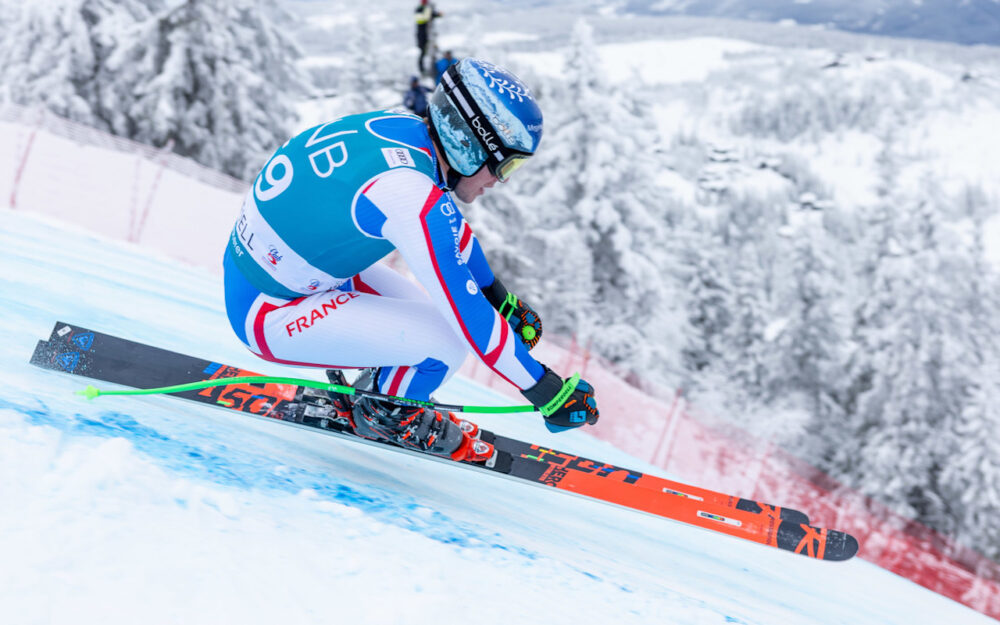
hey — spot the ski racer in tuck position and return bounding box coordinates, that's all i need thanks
[223,59,600,463]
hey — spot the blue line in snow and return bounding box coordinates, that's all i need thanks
[1,396,538,560]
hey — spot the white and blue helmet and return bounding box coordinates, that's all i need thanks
[428,58,543,182]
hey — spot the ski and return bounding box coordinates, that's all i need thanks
[491,435,810,525]
[29,321,858,561]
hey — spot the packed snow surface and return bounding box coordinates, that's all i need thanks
[0,209,990,624]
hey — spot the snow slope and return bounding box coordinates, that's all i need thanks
[0,209,990,624]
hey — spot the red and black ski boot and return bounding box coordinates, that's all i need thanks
[351,397,493,462]
[338,368,492,463]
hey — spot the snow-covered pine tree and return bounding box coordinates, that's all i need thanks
[940,352,1000,559]
[765,212,852,457]
[773,216,844,415]
[680,230,732,375]
[690,189,788,407]
[936,185,1000,558]
[839,191,964,526]
[331,15,385,117]
[716,247,774,400]
[473,18,685,377]
[0,0,160,126]
[102,0,305,179]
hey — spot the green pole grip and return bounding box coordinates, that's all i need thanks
[539,373,581,417]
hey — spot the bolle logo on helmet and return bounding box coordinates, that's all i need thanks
[492,117,517,144]
[470,116,499,152]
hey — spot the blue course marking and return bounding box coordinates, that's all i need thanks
[0,396,536,559]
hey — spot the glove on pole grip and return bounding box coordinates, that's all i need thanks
[521,367,579,416]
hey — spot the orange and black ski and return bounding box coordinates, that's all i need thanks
[496,437,810,525]
[29,321,858,561]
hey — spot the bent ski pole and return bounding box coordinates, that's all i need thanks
[76,375,538,414]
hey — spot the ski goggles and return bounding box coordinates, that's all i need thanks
[490,150,532,183]
[442,66,533,183]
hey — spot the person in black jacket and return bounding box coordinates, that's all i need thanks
[414,0,442,75]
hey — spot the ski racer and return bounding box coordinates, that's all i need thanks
[223,59,600,463]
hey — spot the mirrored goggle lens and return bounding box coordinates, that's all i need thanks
[493,154,530,182]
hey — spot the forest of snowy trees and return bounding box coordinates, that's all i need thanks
[3,0,1000,563]
[467,21,1000,560]
[0,0,305,179]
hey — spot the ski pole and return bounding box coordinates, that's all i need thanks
[76,375,538,414]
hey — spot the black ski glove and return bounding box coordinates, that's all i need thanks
[521,366,599,432]
[483,278,542,350]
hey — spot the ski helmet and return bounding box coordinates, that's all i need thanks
[428,58,543,183]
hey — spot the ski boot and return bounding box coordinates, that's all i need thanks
[327,368,492,463]
[325,369,358,424]
[350,368,481,439]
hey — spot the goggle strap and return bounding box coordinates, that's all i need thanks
[441,65,508,164]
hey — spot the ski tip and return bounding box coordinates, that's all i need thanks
[776,522,860,561]
[76,385,101,400]
[825,531,860,562]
